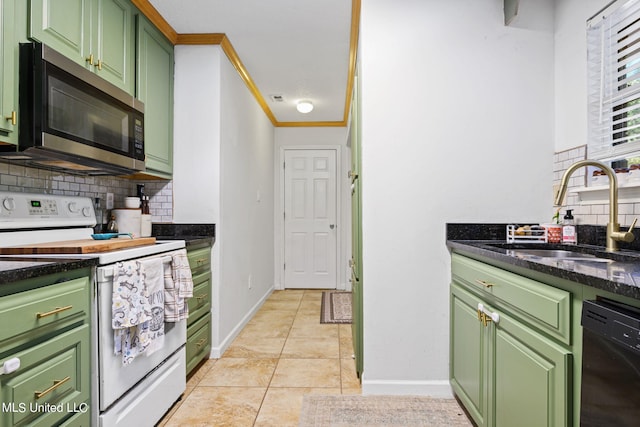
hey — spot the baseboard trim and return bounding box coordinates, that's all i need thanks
[209,286,274,358]
[361,379,453,398]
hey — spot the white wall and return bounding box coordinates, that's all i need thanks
[173,46,221,222]
[273,127,350,290]
[359,0,555,395]
[218,50,275,350]
[173,45,275,356]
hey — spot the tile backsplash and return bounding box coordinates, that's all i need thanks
[0,161,174,224]
[6,145,633,229]
[553,144,640,227]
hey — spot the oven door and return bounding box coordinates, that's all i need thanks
[96,255,187,411]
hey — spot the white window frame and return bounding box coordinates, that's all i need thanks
[587,0,640,162]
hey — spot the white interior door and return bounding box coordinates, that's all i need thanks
[284,149,337,289]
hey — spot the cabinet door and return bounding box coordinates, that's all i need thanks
[0,0,18,141]
[493,313,571,427]
[94,0,134,93]
[450,283,488,426]
[29,0,91,66]
[0,324,90,427]
[136,15,173,177]
[350,70,363,378]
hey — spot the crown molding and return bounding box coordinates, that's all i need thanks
[134,0,360,128]
[130,0,178,43]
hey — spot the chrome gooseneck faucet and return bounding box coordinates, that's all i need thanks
[554,159,637,252]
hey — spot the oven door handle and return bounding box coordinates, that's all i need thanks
[97,255,173,281]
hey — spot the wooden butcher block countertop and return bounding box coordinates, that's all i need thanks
[0,237,157,254]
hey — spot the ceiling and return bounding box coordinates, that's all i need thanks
[144,0,358,127]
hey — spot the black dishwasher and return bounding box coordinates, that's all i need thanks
[581,298,640,426]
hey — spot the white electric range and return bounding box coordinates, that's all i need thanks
[0,191,187,427]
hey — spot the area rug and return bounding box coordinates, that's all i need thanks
[299,395,473,427]
[320,291,352,324]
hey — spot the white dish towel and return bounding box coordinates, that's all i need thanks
[112,260,151,365]
[141,257,165,356]
[164,249,194,322]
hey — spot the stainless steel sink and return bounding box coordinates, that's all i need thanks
[508,249,613,263]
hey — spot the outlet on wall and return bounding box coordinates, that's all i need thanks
[248,274,253,289]
[106,193,114,210]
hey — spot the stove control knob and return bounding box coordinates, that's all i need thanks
[82,206,91,217]
[2,197,15,211]
[68,202,79,213]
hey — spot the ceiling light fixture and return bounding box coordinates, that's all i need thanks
[296,101,314,114]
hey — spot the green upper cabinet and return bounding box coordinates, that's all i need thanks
[136,14,173,178]
[0,0,18,144]
[94,0,135,93]
[29,0,135,94]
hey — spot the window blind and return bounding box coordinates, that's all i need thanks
[588,0,640,160]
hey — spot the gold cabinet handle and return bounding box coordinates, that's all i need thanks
[96,59,103,70]
[477,303,500,327]
[196,258,207,266]
[5,111,16,126]
[36,305,73,319]
[475,279,494,288]
[196,294,208,301]
[196,338,206,348]
[34,376,71,399]
[86,54,94,65]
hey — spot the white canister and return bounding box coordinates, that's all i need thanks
[112,209,142,237]
[140,214,152,237]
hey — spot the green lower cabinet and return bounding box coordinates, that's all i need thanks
[450,285,487,425]
[451,280,571,427]
[186,244,212,375]
[0,270,91,427]
[0,324,90,427]
[186,312,211,374]
[493,311,570,427]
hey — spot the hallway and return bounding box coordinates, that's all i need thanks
[159,289,361,426]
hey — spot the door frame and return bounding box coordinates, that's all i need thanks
[278,145,342,290]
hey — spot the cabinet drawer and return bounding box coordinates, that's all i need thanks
[58,406,91,427]
[452,254,571,344]
[0,324,90,427]
[187,271,211,327]
[187,247,211,274]
[0,277,89,346]
[186,313,211,375]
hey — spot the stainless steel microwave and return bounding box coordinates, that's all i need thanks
[0,42,145,175]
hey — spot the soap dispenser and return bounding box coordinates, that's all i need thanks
[562,209,577,244]
[106,214,118,233]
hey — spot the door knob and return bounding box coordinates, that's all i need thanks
[330,224,335,229]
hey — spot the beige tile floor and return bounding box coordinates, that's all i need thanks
[158,289,361,426]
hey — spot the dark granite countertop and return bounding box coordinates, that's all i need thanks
[156,235,215,248]
[152,223,215,249]
[0,257,99,284]
[1,223,215,284]
[447,239,640,300]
